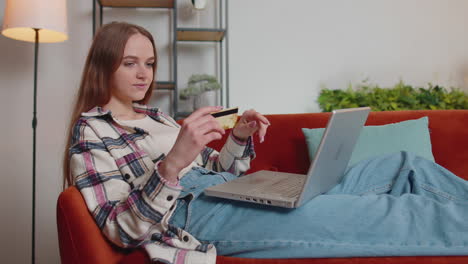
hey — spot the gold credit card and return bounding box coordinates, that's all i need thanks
[211,107,239,129]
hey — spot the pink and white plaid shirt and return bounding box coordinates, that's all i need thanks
[69,103,255,264]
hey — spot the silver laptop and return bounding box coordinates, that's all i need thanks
[204,107,371,208]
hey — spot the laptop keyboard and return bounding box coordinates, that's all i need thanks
[250,176,305,198]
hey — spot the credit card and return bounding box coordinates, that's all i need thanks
[211,107,239,129]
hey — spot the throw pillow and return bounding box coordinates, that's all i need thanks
[301,116,434,168]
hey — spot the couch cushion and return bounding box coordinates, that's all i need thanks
[302,116,435,168]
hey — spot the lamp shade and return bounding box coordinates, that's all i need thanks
[2,0,68,43]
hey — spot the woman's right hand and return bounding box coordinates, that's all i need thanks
[158,106,225,182]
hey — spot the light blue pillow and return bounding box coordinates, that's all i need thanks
[301,116,434,168]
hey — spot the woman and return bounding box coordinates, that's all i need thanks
[64,22,468,264]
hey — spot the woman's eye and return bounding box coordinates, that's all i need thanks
[146,62,155,67]
[124,62,135,66]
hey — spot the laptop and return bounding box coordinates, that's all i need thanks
[204,107,371,208]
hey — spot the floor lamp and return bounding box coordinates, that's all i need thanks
[1,0,68,263]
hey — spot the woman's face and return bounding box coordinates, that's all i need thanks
[110,33,155,104]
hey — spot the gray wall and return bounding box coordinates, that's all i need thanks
[1,0,468,263]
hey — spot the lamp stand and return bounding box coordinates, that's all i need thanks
[32,27,39,264]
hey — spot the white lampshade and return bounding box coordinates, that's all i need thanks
[2,0,68,43]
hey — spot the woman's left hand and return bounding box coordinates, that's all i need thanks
[232,109,270,143]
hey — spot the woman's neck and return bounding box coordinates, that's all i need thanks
[104,98,144,120]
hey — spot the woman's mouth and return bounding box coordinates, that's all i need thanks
[133,84,147,89]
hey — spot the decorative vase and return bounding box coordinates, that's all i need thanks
[179,96,195,112]
[193,90,218,109]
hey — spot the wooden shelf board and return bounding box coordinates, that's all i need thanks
[177,28,225,42]
[99,0,174,8]
[155,81,175,90]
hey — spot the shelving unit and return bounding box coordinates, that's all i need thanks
[92,0,229,119]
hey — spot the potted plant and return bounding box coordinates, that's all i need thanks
[179,74,221,110]
[317,80,468,112]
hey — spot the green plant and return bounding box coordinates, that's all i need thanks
[318,80,468,112]
[180,74,221,99]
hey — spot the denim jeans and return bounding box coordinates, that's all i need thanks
[169,152,468,258]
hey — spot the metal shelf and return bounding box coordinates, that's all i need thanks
[177,28,225,42]
[174,111,191,119]
[93,0,229,118]
[98,0,174,8]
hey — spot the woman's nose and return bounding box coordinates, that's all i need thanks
[136,66,146,79]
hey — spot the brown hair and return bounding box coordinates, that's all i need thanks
[62,22,157,188]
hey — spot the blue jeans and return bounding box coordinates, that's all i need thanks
[169,152,468,258]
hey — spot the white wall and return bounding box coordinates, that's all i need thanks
[230,0,468,114]
[1,0,468,263]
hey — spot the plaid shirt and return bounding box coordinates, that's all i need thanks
[69,103,255,264]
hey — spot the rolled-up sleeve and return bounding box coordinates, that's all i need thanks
[199,131,256,176]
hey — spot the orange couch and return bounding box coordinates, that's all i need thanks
[57,110,468,264]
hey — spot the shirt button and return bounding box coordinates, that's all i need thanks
[183,236,189,242]
[124,174,131,180]
[167,195,173,201]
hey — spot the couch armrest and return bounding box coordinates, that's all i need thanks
[57,186,123,264]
